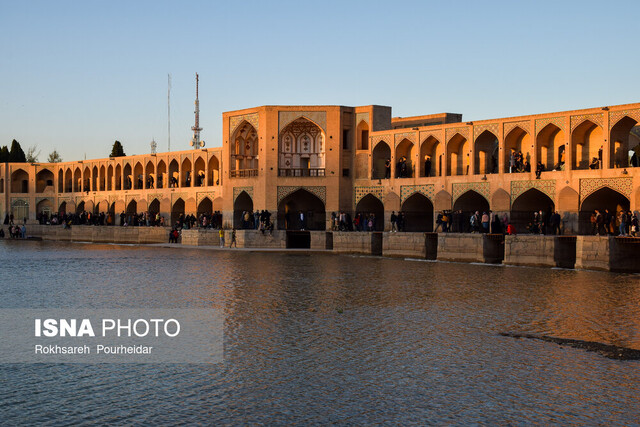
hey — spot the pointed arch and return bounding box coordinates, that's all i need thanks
[194,156,206,187]
[65,168,73,192]
[571,120,603,170]
[505,126,532,173]
[510,188,555,233]
[123,163,132,190]
[73,167,82,192]
[579,187,630,234]
[168,159,179,188]
[181,158,192,187]
[609,116,638,168]
[420,136,443,177]
[58,169,64,192]
[233,191,253,228]
[453,190,490,232]
[145,161,155,189]
[156,160,166,189]
[277,189,326,230]
[107,165,114,191]
[372,141,391,179]
[401,193,434,231]
[82,166,91,191]
[231,120,259,177]
[99,165,106,191]
[536,123,565,172]
[208,155,220,186]
[446,133,469,176]
[197,197,213,216]
[395,139,414,178]
[355,194,384,231]
[474,130,499,175]
[356,120,369,150]
[35,168,54,193]
[278,117,325,177]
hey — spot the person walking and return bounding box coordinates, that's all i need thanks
[230,228,237,248]
[219,228,225,248]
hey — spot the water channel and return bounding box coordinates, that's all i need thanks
[1,240,639,424]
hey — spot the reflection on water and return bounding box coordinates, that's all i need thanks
[0,241,639,424]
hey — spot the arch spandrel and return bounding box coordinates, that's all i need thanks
[609,109,640,130]
[278,111,326,134]
[233,186,253,203]
[570,113,603,133]
[451,182,490,206]
[229,113,259,136]
[579,177,633,203]
[277,186,326,206]
[354,185,384,206]
[400,184,435,204]
[510,179,556,206]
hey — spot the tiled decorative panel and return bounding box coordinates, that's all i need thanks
[354,186,384,206]
[355,112,370,126]
[609,109,640,130]
[419,129,444,144]
[452,182,490,204]
[125,194,139,205]
[446,126,470,142]
[230,113,259,135]
[570,113,603,132]
[510,179,556,205]
[503,121,531,137]
[233,186,253,202]
[473,123,499,139]
[278,111,326,133]
[579,177,633,202]
[277,186,326,206]
[400,184,435,204]
[171,193,188,203]
[394,132,416,145]
[371,134,391,146]
[196,191,218,206]
[535,116,567,135]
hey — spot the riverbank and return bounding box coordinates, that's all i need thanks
[7,225,640,273]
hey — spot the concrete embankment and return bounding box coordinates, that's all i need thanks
[17,225,640,273]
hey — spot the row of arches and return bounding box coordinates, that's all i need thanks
[6,156,222,195]
[370,115,639,179]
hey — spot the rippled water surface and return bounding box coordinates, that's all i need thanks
[1,240,640,424]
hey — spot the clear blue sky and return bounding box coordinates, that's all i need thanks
[1,0,638,162]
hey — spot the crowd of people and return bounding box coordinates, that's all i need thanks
[590,209,638,237]
[237,210,274,234]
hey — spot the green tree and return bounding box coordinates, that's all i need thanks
[26,145,40,163]
[47,149,62,163]
[0,146,8,162]
[110,140,126,157]
[9,139,26,162]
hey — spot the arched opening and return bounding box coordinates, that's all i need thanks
[123,163,132,190]
[278,117,325,177]
[194,157,205,187]
[609,116,639,168]
[116,164,123,190]
[36,169,54,193]
[453,190,490,232]
[11,199,29,222]
[126,200,137,215]
[233,191,253,229]
[36,199,53,221]
[99,166,106,191]
[505,126,532,173]
[58,201,67,216]
[107,165,114,191]
[277,189,326,230]
[82,167,91,191]
[58,170,64,193]
[356,120,369,150]
[92,166,98,191]
[474,130,498,175]
[355,194,384,231]
[10,169,28,193]
[10,169,29,193]
[447,134,469,176]
[395,139,414,178]
[372,142,391,179]
[510,189,555,234]
[231,121,259,177]
[133,162,143,189]
[149,199,160,216]
[76,201,85,215]
[420,136,443,177]
[401,193,434,231]
[156,160,166,189]
[208,155,220,186]
[145,161,155,189]
[571,120,603,170]
[579,187,630,235]
[181,158,192,187]
[65,169,74,192]
[168,160,179,188]
[197,197,212,217]
[536,123,565,171]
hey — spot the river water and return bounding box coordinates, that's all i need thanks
[1,240,639,424]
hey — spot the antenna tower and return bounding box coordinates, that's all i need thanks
[167,74,171,152]
[190,73,204,149]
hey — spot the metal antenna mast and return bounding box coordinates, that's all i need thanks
[190,73,204,149]
[167,73,171,152]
